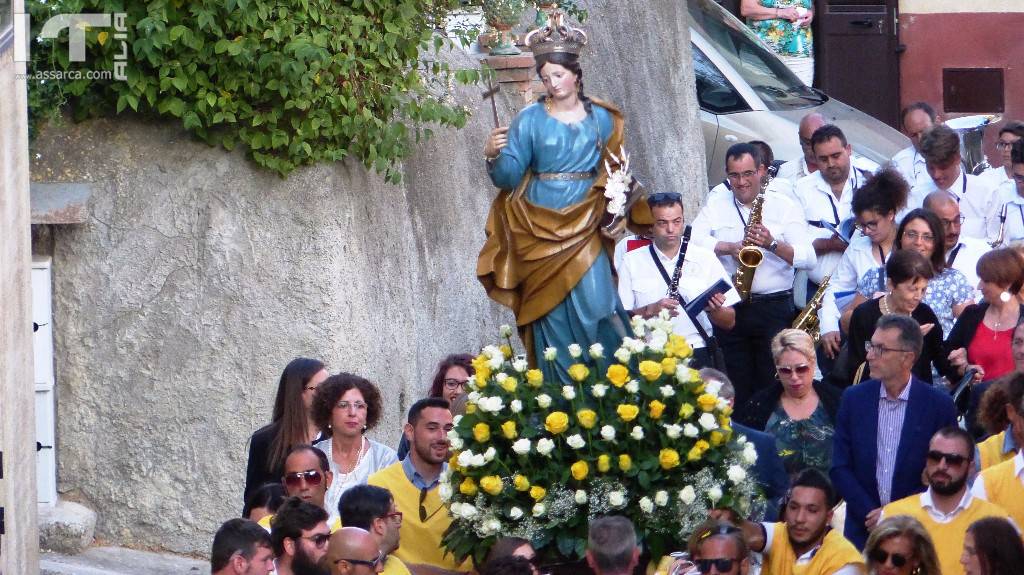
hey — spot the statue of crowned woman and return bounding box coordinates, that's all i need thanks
[477,10,651,383]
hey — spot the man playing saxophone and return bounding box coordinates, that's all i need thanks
[692,143,816,406]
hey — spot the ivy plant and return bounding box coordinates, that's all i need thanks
[27,0,485,180]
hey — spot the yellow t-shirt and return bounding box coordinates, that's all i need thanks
[383,554,412,575]
[977,457,1024,527]
[978,431,1015,471]
[764,522,865,575]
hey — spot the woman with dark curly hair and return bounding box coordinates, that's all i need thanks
[975,369,1024,471]
[397,354,474,460]
[962,516,1024,575]
[312,373,397,524]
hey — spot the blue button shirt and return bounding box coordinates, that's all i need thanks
[401,455,447,490]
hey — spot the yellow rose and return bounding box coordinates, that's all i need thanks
[480,475,503,496]
[473,423,491,443]
[687,445,703,461]
[606,364,630,387]
[568,363,590,383]
[449,452,462,472]
[466,403,478,414]
[545,412,570,434]
[665,334,692,358]
[679,403,695,419]
[577,409,598,429]
[710,430,725,446]
[597,454,611,472]
[618,454,633,471]
[571,460,589,481]
[720,405,733,418]
[513,474,530,491]
[500,344,513,359]
[697,393,718,412]
[638,360,663,382]
[617,404,640,422]
[500,377,518,393]
[659,448,681,470]
[695,439,710,453]
[526,369,544,388]
[471,354,491,381]
[648,400,666,419]
[660,357,678,375]
[460,477,478,496]
[530,485,547,501]
[501,420,517,440]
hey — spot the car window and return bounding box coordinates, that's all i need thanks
[693,46,749,115]
[689,0,825,111]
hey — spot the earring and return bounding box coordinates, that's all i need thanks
[1001,291,1012,303]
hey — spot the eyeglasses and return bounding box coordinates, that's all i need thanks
[419,488,442,522]
[855,219,880,232]
[938,215,965,228]
[283,470,323,489]
[443,378,467,391]
[726,170,757,181]
[336,400,368,411]
[902,230,934,242]
[776,364,811,377]
[996,140,1021,150]
[926,450,969,466]
[868,549,909,568]
[383,510,403,522]
[299,533,331,548]
[695,558,737,573]
[336,551,384,570]
[864,342,912,356]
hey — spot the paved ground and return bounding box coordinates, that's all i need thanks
[41,547,209,575]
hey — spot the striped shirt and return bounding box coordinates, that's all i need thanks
[876,379,912,505]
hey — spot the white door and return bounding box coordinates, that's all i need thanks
[32,257,57,506]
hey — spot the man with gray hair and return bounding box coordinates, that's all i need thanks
[830,314,957,548]
[585,516,640,575]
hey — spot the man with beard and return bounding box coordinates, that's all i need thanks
[883,427,1009,575]
[259,445,334,530]
[731,469,864,575]
[271,497,332,575]
[369,398,470,574]
[340,485,410,575]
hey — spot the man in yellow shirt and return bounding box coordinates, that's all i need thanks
[882,427,1009,575]
[733,469,865,575]
[340,485,411,575]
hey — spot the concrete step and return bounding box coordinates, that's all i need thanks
[41,547,209,575]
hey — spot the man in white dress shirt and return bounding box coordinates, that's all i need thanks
[980,121,1024,189]
[923,191,987,299]
[692,143,816,405]
[618,192,739,370]
[987,142,1024,248]
[911,124,998,239]
[704,140,791,206]
[776,112,826,187]
[891,102,936,190]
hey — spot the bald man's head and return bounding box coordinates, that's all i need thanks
[323,527,382,574]
[923,190,962,247]
[799,113,828,167]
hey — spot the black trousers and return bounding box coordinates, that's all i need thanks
[715,291,796,407]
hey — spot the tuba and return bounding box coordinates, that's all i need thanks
[793,274,830,343]
[732,191,766,301]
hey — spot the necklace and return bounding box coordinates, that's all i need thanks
[334,435,367,483]
[988,305,1018,338]
[879,294,907,316]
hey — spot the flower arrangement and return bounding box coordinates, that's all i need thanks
[603,147,633,217]
[440,314,762,566]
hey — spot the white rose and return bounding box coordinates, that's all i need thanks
[487,355,504,370]
[727,465,747,484]
[438,482,453,502]
[449,435,464,450]
[483,518,502,535]
[466,375,479,391]
[683,423,699,438]
[452,415,463,427]
[468,391,482,403]
[543,347,558,361]
[568,343,583,358]
[600,425,616,441]
[630,426,645,440]
[608,491,626,507]
[537,438,555,456]
[679,485,696,505]
[639,497,654,514]
[512,358,528,373]
[509,506,524,520]
[707,487,723,503]
[480,396,505,413]
[450,502,462,516]
[471,454,486,467]
[574,490,588,504]
[699,413,718,431]
[614,347,632,364]
[536,394,552,408]
[630,316,646,337]
[654,491,669,507]
[510,399,523,413]
[562,385,576,400]
[500,324,514,338]
[460,503,478,519]
[512,438,532,455]
[483,446,497,462]
[649,330,668,352]
[591,383,608,398]
[457,450,475,468]
[627,337,646,354]
[676,367,697,384]
[665,424,683,439]
[495,373,509,384]
[532,503,546,517]
[589,343,604,359]
[743,444,758,465]
[704,379,723,397]
[625,380,640,394]
[567,434,586,449]
[659,385,675,398]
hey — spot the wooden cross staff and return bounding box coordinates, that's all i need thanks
[482,68,500,129]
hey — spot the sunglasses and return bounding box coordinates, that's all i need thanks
[695,558,737,573]
[869,549,908,568]
[776,364,811,377]
[336,551,384,569]
[926,450,968,466]
[283,470,323,489]
[647,192,682,207]
[419,488,443,522]
[299,533,331,548]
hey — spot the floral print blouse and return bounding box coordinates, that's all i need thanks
[746,0,814,58]
[857,266,974,337]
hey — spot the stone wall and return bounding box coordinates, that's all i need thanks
[32,0,705,555]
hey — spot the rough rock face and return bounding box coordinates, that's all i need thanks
[32,0,704,555]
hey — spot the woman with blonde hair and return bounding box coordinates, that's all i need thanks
[864,516,941,575]
[736,328,841,478]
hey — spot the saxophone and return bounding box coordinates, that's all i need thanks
[732,191,766,301]
[793,274,830,343]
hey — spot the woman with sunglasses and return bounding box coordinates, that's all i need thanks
[962,516,1024,575]
[735,329,841,479]
[244,357,328,506]
[312,373,397,525]
[864,516,940,575]
[396,354,473,461]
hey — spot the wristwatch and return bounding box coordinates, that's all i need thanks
[767,239,779,253]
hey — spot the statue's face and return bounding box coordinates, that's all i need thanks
[539,62,577,100]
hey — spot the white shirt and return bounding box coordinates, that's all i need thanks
[986,180,1024,248]
[761,522,862,575]
[819,235,887,334]
[776,156,813,186]
[793,168,869,283]
[910,170,998,239]
[613,234,650,271]
[617,241,740,348]
[879,489,973,524]
[891,145,931,189]
[691,190,816,295]
[981,165,1011,188]
[946,236,988,301]
[972,450,1024,500]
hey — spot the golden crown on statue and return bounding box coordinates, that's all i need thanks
[525,6,588,57]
